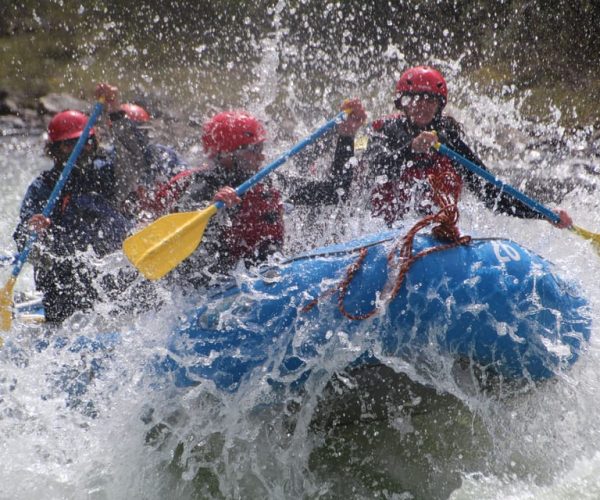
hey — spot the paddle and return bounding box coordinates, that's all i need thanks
[0,100,104,332]
[123,110,350,280]
[433,142,600,251]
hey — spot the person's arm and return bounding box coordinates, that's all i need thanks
[443,132,545,220]
[13,176,54,251]
[351,115,416,194]
[451,138,574,225]
[139,167,208,217]
[286,134,355,205]
[457,144,544,219]
[286,98,366,206]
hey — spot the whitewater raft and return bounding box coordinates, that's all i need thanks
[159,229,591,392]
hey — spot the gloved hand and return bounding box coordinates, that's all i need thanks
[338,98,367,137]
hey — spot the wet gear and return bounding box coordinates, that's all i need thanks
[107,110,188,212]
[361,114,544,226]
[14,154,131,323]
[290,112,544,227]
[164,166,284,288]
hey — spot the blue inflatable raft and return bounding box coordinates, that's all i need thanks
[160,229,591,392]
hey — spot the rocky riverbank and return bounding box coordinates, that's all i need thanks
[0,88,200,154]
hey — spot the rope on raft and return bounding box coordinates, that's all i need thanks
[301,187,472,320]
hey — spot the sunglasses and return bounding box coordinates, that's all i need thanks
[395,93,440,107]
[236,143,264,155]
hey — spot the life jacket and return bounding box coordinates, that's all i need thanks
[132,167,204,219]
[143,166,285,266]
[222,183,284,264]
[370,152,463,226]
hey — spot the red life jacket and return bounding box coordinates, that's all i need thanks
[223,183,284,264]
[370,152,462,226]
[138,166,284,265]
[133,167,205,218]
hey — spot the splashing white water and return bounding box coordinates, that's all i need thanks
[1,23,600,500]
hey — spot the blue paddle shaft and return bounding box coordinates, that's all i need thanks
[10,101,104,278]
[435,142,560,224]
[213,110,348,210]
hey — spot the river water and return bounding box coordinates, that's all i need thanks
[2,13,600,500]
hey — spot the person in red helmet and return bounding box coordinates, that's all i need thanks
[14,109,130,323]
[315,66,572,229]
[95,83,188,221]
[157,110,284,289]
[119,103,151,123]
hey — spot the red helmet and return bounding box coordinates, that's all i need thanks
[395,66,448,106]
[47,110,95,143]
[119,103,151,123]
[202,110,266,157]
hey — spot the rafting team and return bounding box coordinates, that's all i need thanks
[14,66,574,324]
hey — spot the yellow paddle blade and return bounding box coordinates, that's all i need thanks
[571,224,600,253]
[0,276,16,333]
[123,205,219,281]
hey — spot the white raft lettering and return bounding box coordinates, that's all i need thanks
[491,240,521,263]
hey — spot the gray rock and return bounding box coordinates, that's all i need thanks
[38,93,89,115]
[0,114,29,137]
